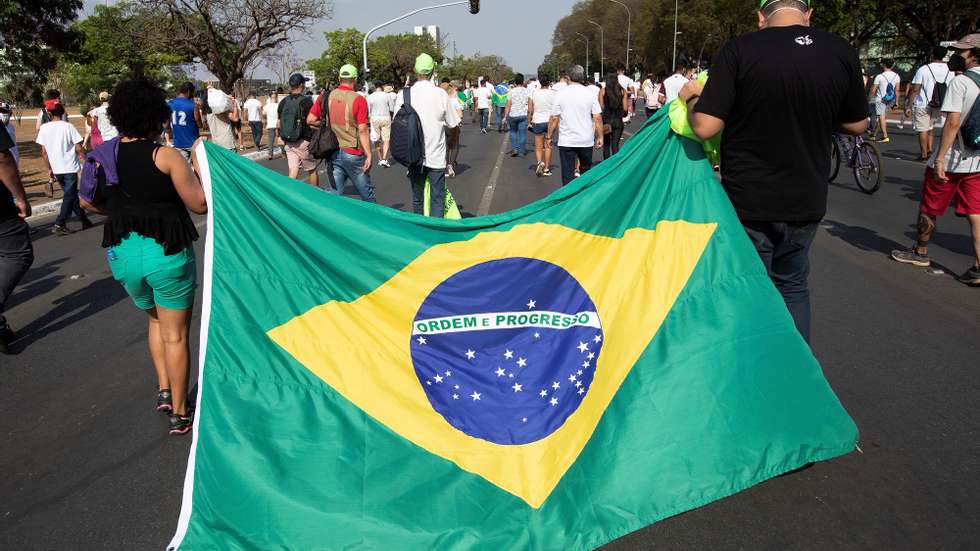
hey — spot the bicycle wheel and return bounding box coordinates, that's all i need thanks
[853,142,883,194]
[829,138,841,182]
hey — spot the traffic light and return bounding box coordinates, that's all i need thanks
[469,0,480,14]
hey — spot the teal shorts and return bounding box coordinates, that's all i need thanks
[107,233,197,311]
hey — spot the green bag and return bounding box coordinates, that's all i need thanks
[667,71,721,167]
[422,177,462,219]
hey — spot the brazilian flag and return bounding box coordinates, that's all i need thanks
[169,110,857,550]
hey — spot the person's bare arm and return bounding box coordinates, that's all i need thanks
[933,111,961,183]
[679,81,725,140]
[358,123,372,174]
[905,83,921,117]
[0,151,30,218]
[162,141,207,213]
[194,104,204,130]
[838,118,868,135]
[75,142,87,165]
[527,97,534,124]
[546,115,559,146]
[622,94,630,117]
[39,144,54,180]
[503,98,512,120]
[593,113,603,148]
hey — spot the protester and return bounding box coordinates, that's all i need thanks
[547,64,603,185]
[552,72,570,92]
[663,61,691,104]
[891,35,980,286]
[869,59,900,143]
[393,53,461,216]
[599,72,629,160]
[503,73,530,157]
[493,82,508,132]
[642,73,665,116]
[446,81,464,177]
[680,0,869,342]
[83,102,102,150]
[243,92,263,150]
[36,103,93,235]
[528,73,556,177]
[80,78,206,435]
[205,88,239,152]
[0,103,18,165]
[167,82,203,161]
[35,89,60,131]
[278,74,317,186]
[263,90,283,160]
[91,91,119,142]
[475,80,492,134]
[616,66,636,118]
[906,47,953,161]
[0,122,32,354]
[308,64,375,201]
[368,81,393,167]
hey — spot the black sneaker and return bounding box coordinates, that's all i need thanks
[0,323,14,355]
[51,224,73,236]
[169,413,193,435]
[958,265,980,286]
[890,246,931,267]
[156,388,173,413]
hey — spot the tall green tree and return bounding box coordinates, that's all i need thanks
[0,0,82,103]
[306,29,444,88]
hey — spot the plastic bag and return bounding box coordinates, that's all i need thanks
[422,177,462,219]
[667,71,721,167]
[207,88,232,115]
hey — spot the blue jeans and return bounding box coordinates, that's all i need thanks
[248,121,263,148]
[508,116,528,155]
[479,108,489,131]
[330,150,376,202]
[742,221,819,343]
[495,106,506,131]
[55,172,90,227]
[409,166,446,217]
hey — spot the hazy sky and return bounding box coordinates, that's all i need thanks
[84,0,579,77]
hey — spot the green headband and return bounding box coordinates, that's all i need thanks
[760,0,809,9]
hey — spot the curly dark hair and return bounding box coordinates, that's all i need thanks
[107,78,170,138]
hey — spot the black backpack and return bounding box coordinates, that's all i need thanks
[927,65,948,109]
[308,90,339,160]
[278,94,306,142]
[390,87,425,168]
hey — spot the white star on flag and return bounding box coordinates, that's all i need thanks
[516,357,527,368]
[512,383,523,392]
[587,352,595,360]
[416,336,427,345]
[575,380,582,388]
[434,374,443,383]
[594,334,602,343]
[549,397,558,406]
[454,384,459,389]
[568,374,577,382]
[465,349,476,360]
[551,381,560,390]
[470,392,481,401]
[582,361,590,368]
[577,342,589,353]
[495,367,506,377]
[527,299,536,309]
[426,380,431,385]
[522,417,527,422]
[508,372,514,378]
[452,393,459,400]
[578,387,585,395]
[577,369,583,376]
[445,370,452,377]
[504,349,514,359]
[534,332,540,338]
[539,389,548,397]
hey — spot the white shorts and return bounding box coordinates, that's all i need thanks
[912,106,943,132]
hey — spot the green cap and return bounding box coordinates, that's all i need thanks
[415,53,435,75]
[339,64,358,79]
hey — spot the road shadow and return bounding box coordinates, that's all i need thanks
[903,227,974,257]
[7,276,128,353]
[4,257,69,311]
[26,220,104,246]
[822,219,962,280]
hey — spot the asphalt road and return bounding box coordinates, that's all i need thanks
[1,109,977,550]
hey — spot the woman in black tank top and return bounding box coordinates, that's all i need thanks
[81,79,207,436]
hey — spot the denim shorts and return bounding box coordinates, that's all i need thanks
[108,233,197,311]
[530,122,549,135]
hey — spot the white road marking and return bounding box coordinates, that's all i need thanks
[477,131,512,216]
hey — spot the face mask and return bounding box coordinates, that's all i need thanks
[0,113,9,126]
[948,53,967,72]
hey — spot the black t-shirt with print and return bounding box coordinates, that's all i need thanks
[0,124,17,221]
[694,26,867,222]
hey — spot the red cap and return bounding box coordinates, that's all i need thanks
[44,99,61,111]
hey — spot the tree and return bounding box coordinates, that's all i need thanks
[143,0,333,92]
[263,44,303,88]
[306,29,444,88]
[0,0,82,101]
[891,0,980,55]
[443,53,514,84]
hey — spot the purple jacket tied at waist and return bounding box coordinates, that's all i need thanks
[80,137,120,203]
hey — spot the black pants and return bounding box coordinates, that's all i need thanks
[0,217,34,326]
[558,146,594,185]
[249,121,263,148]
[602,121,624,160]
[742,221,819,343]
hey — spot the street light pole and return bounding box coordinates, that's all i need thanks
[575,32,589,78]
[672,0,679,71]
[606,0,631,72]
[361,1,469,93]
[587,19,604,78]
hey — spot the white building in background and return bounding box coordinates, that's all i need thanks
[414,25,441,47]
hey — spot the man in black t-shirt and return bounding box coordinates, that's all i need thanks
[0,122,34,354]
[678,0,868,342]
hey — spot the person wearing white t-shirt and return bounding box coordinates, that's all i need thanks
[393,54,461,216]
[528,74,557,177]
[243,93,263,150]
[552,74,570,92]
[546,65,602,185]
[616,66,636,117]
[906,47,953,160]
[368,84,395,167]
[263,91,282,160]
[474,81,493,133]
[91,91,119,141]
[35,103,92,234]
[891,35,980,286]
[869,59,901,143]
[662,62,690,104]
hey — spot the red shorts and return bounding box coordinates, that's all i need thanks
[919,167,980,217]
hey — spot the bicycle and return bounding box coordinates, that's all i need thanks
[829,133,882,194]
